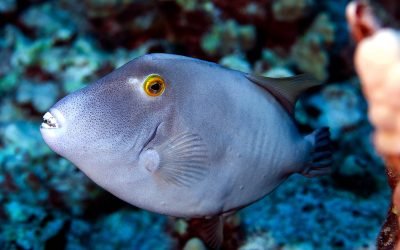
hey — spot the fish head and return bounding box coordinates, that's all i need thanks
[40,54,178,176]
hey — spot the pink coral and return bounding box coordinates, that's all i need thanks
[347,1,400,249]
[355,29,400,154]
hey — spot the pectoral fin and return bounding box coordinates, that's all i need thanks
[152,132,209,187]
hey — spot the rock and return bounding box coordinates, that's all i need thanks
[239,234,278,250]
[219,54,251,73]
[183,238,207,250]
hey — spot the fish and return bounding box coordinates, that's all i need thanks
[40,53,332,249]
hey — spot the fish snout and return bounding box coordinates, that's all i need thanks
[40,108,66,137]
[41,112,59,129]
[40,108,68,154]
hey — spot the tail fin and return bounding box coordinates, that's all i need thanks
[302,127,333,177]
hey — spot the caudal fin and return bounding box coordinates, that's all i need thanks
[302,127,333,177]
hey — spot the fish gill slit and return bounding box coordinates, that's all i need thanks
[139,122,162,155]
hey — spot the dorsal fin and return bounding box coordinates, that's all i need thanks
[245,73,321,115]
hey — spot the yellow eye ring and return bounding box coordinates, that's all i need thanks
[143,74,166,97]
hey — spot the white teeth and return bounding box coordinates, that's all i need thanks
[41,112,59,129]
[41,122,53,129]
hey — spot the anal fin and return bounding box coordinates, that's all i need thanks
[189,216,224,249]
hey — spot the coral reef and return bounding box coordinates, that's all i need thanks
[296,81,365,139]
[241,174,388,249]
[66,210,174,250]
[291,13,335,82]
[272,0,314,22]
[201,19,255,57]
[0,0,392,249]
[0,0,16,14]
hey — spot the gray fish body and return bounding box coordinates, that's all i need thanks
[41,54,328,219]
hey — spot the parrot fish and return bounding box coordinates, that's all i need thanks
[40,53,332,249]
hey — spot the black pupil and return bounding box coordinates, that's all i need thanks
[150,82,161,92]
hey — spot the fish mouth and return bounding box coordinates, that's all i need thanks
[41,112,59,129]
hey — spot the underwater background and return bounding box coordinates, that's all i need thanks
[1,0,399,249]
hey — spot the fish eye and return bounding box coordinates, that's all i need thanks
[143,74,166,97]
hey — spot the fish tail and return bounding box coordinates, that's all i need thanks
[301,127,333,177]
